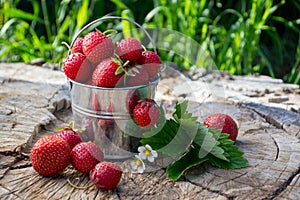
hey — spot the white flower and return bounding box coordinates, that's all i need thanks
[138,144,158,162]
[130,155,145,173]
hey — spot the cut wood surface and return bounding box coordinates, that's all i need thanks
[0,63,299,200]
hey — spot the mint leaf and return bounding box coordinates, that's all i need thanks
[166,146,208,181]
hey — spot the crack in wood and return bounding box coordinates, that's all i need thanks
[295,129,300,137]
[269,135,280,161]
[262,166,300,200]
[186,179,234,199]
[214,171,250,187]
[241,102,300,137]
[116,188,122,199]
[0,184,23,199]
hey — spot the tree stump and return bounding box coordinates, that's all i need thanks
[0,63,299,199]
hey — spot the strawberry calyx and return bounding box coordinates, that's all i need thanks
[55,121,76,131]
[113,57,126,76]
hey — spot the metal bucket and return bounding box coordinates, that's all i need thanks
[66,16,160,160]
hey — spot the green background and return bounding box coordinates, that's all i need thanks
[0,0,299,84]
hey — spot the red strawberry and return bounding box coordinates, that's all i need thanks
[90,161,122,190]
[63,53,92,82]
[126,90,140,114]
[30,136,71,177]
[115,38,143,63]
[92,58,124,87]
[126,66,149,86]
[55,128,82,149]
[133,98,160,129]
[203,113,238,141]
[92,93,101,111]
[139,51,161,77]
[85,79,95,86]
[98,103,114,130]
[71,37,84,54]
[82,31,114,64]
[71,142,104,174]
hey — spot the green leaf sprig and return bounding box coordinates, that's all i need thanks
[141,101,248,181]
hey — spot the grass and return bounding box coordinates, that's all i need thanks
[0,0,299,84]
[0,0,91,63]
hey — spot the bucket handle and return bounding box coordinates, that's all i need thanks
[69,16,157,55]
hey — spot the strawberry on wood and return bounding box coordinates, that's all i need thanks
[30,136,71,177]
[71,142,104,174]
[90,161,123,190]
[55,128,82,149]
[203,113,238,141]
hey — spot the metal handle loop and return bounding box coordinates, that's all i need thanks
[69,16,157,54]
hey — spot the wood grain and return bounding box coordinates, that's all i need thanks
[0,63,299,199]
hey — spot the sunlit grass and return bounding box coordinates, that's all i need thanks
[0,0,299,84]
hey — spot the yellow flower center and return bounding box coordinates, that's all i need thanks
[135,159,142,166]
[144,149,151,156]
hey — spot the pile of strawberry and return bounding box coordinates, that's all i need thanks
[30,126,122,190]
[62,29,163,134]
[63,31,161,87]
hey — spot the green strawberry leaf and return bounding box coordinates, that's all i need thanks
[115,65,125,75]
[141,101,249,181]
[206,134,249,169]
[173,101,198,123]
[194,124,228,161]
[166,145,208,181]
[142,119,192,155]
[141,103,198,156]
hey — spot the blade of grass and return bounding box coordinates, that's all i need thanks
[76,0,89,30]
[0,8,43,22]
[41,0,52,42]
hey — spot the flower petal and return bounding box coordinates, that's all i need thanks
[137,166,144,173]
[138,146,145,153]
[145,144,152,150]
[151,150,158,158]
[131,161,137,170]
[139,152,147,160]
[148,155,154,162]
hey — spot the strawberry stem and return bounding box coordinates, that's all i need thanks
[122,60,130,68]
[103,29,118,37]
[95,28,102,34]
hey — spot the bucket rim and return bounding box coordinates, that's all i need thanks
[68,74,160,90]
